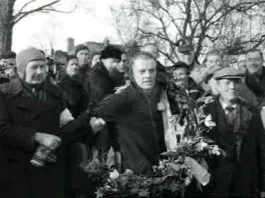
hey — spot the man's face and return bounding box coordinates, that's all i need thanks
[142,45,159,59]
[66,58,79,77]
[217,78,242,102]
[206,54,221,68]
[116,54,128,73]
[91,54,100,67]
[103,58,120,72]
[132,58,157,91]
[246,51,263,75]
[77,49,90,65]
[173,67,189,89]
[25,60,47,85]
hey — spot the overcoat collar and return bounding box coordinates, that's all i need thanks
[0,78,62,100]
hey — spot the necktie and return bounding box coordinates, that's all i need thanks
[225,106,235,126]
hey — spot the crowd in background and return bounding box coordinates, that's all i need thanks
[0,42,265,198]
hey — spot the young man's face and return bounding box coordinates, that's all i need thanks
[132,58,157,91]
[246,51,263,75]
[116,54,128,73]
[77,49,90,65]
[217,78,242,102]
[25,60,47,85]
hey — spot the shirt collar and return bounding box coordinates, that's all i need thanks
[219,99,237,111]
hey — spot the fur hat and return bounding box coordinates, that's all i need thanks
[100,45,122,61]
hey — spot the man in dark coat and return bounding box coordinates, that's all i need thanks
[200,67,265,197]
[58,55,89,118]
[0,47,104,198]
[240,49,265,107]
[89,45,122,105]
[94,52,166,173]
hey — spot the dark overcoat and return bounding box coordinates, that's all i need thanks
[89,62,115,105]
[94,83,166,174]
[201,99,265,197]
[0,79,91,198]
[58,75,89,118]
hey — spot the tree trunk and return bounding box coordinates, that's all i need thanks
[0,0,16,53]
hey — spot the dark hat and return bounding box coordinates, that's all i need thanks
[74,44,89,55]
[213,67,245,80]
[172,61,189,70]
[203,65,222,83]
[0,51,16,60]
[100,45,122,61]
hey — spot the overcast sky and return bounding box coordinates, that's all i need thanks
[13,0,122,53]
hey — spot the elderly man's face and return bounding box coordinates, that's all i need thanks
[217,78,242,102]
[173,67,188,89]
[77,49,90,65]
[103,58,120,72]
[25,60,47,85]
[132,58,157,91]
[246,51,263,75]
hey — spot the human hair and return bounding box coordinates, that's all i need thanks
[128,51,157,80]
[246,48,264,60]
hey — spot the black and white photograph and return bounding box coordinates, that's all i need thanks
[1,0,265,197]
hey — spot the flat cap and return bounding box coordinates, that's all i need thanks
[213,67,245,80]
[203,65,222,83]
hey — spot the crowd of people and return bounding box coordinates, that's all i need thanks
[0,42,265,198]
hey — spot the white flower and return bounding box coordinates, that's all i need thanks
[109,169,119,180]
[157,102,166,111]
[211,145,221,156]
[204,115,216,127]
[195,140,208,151]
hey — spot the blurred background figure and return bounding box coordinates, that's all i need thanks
[52,50,68,83]
[0,51,18,82]
[110,52,128,88]
[90,52,101,68]
[237,53,247,73]
[190,49,223,85]
[58,55,89,118]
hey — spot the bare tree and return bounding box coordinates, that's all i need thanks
[110,0,265,65]
[0,0,78,53]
